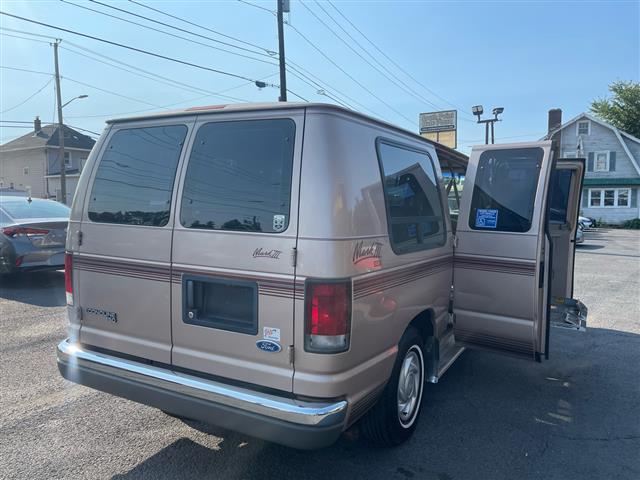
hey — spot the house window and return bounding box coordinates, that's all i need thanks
[618,189,629,207]
[577,121,590,136]
[594,151,609,172]
[588,188,631,208]
[604,190,615,206]
[64,152,71,166]
[23,166,29,175]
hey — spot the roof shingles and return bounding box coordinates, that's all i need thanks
[0,124,95,151]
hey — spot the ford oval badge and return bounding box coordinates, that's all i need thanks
[256,340,281,353]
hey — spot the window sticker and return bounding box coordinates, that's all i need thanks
[475,209,499,229]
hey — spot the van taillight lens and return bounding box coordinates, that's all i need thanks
[64,252,73,306]
[304,280,352,353]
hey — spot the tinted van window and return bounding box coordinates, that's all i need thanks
[548,169,573,223]
[377,141,446,254]
[180,119,295,233]
[469,148,542,232]
[88,125,187,226]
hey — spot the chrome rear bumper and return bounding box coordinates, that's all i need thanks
[56,339,347,449]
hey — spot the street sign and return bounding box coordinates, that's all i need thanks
[419,110,457,149]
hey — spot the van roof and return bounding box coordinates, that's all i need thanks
[107,102,469,169]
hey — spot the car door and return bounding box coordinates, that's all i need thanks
[452,142,555,361]
[75,118,194,363]
[170,110,303,392]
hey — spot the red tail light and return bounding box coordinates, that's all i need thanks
[304,280,352,353]
[2,226,49,237]
[64,252,73,306]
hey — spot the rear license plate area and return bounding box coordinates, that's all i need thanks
[182,275,258,335]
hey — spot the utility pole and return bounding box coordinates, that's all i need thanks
[277,0,288,102]
[53,40,67,204]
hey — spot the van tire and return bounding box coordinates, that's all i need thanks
[361,327,425,447]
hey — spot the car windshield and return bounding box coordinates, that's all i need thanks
[0,198,70,220]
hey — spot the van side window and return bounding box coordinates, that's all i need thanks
[88,125,187,227]
[468,148,543,232]
[548,168,573,223]
[180,119,295,233]
[377,141,446,254]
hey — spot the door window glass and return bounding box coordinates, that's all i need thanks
[469,147,543,232]
[377,141,446,253]
[180,119,295,233]
[88,125,187,226]
[548,169,573,223]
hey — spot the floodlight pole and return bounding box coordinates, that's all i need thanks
[473,107,503,145]
[277,0,287,102]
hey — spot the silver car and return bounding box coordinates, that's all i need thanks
[0,196,70,274]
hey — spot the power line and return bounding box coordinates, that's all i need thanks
[1,77,53,114]
[236,0,275,15]
[0,11,273,84]
[326,0,476,121]
[301,1,441,112]
[128,0,276,55]
[0,31,50,44]
[284,19,416,128]
[59,43,251,103]
[0,65,53,76]
[59,0,278,67]
[87,0,272,59]
[113,0,378,114]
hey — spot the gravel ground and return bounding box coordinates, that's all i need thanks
[1,229,638,480]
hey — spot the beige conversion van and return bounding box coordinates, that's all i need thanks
[57,103,587,449]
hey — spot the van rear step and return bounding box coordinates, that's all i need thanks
[550,297,587,331]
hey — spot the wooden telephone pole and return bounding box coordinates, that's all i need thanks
[277,0,289,102]
[53,40,67,204]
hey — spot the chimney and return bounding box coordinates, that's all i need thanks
[548,108,562,158]
[34,116,42,133]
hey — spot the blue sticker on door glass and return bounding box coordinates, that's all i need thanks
[475,209,499,228]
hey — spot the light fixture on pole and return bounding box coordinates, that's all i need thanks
[472,105,504,144]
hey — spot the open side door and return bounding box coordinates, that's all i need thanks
[452,142,554,361]
[545,159,588,341]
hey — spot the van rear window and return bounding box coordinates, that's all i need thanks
[180,119,295,233]
[88,125,187,227]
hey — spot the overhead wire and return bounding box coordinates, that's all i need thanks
[326,0,476,121]
[302,0,441,111]
[1,77,54,114]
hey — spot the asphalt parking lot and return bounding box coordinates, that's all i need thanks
[1,229,639,480]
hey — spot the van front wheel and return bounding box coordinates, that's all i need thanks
[361,327,425,446]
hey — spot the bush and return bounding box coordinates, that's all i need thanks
[622,218,640,229]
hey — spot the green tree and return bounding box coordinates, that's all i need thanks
[590,80,640,138]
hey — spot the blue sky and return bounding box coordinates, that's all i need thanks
[1,0,638,152]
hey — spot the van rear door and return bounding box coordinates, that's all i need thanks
[452,142,586,361]
[75,119,193,363]
[170,111,303,392]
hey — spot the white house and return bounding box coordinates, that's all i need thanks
[0,117,95,204]
[546,112,640,225]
